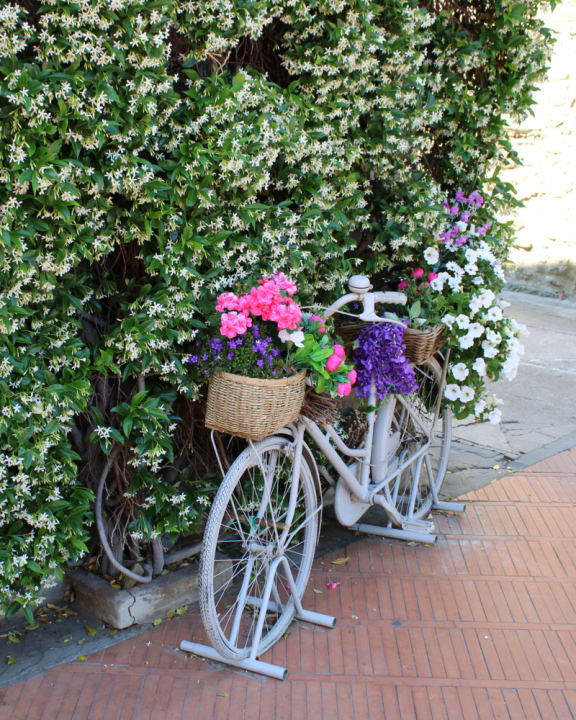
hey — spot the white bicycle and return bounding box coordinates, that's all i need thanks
[181,276,464,679]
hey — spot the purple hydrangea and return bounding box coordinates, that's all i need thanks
[353,322,417,400]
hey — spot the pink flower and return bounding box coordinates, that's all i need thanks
[275,300,302,330]
[216,292,241,312]
[326,353,343,372]
[455,190,468,203]
[468,191,483,208]
[450,205,459,215]
[310,315,326,332]
[220,311,252,339]
[398,280,410,290]
[272,271,297,296]
[427,272,438,282]
[460,210,471,222]
[412,268,424,279]
[478,222,492,235]
[347,369,357,384]
[333,344,345,359]
[327,582,340,590]
[337,382,352,396]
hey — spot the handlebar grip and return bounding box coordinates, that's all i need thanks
[373,291,407,306]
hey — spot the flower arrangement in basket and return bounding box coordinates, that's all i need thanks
[187,273,356,440]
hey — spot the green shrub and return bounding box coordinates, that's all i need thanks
[0,0,554,615]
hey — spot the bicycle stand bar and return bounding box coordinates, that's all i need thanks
[180,641,288,681]
[350,523,438,545]
[246,596,337,628]
[433,500,466,513]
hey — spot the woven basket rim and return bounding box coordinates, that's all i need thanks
[403,324,445,337]
[212,369,306,388]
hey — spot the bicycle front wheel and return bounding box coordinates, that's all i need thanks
[374,356,452,523]
[199,434,319,660]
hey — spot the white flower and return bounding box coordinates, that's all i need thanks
[460,386,475,403]
[459,335,474,349]
[485,329,501,345]
[442,314,456,328]
[472,357,487,376]
[486,306,503,321]
[473,276,484,286]
[444,384,461,401]
[456,221,468,232]
[482,341,498,358]
[447,276,462,292]
[430,278,444,292]
[468,322,484,339]
[452,362,469,381]
[465,248,478,263]
[278,329,305,347]
[469,296,483,314]
[424,247,439,264]
[498,300,511,309]
[478,289,495,308]
[488,408,502,424]
[464,262,478,276]
[474,399,486,417]
[446,261,464,276]
[455,314,470,330]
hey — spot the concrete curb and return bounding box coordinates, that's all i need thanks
[510,431,576,470]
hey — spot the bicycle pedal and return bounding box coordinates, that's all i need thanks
[401,519,435,535]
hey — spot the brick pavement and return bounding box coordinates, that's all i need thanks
[2,447,576,718]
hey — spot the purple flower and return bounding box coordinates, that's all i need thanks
[353,322,417,400]
[450,205,459,215]
[468,191,483,208]
[460,211,471,222]
[256,359,264,368]
[455,190,468,203]
[227,352,234,360]
[202,354,209,361]
[478,222,492,235]
[187,355,199,363]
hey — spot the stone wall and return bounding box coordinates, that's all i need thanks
[502,0,576,298]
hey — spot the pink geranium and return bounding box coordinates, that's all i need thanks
[271,271,297,296]
[275,300,302,330]
[220,311,252,339]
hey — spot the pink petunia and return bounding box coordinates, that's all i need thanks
[412,268,424,279]
[327,582,341,590]
[427,272,438,282]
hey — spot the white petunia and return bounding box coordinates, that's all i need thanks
[442,314,456,328]
[468,322,484,339]
[465,248,478,263]
[485,329,501,345]
[424,247,439,264]
[444,384,461,401]
[279,329,305,347]
[459,335,474,349]
[482,340,498,358]
[460,386,475,403]
[430,278,444,292]
[473,276,484,286]
[472,357,487,376]
[474,399,486,417]
[469,295,483,314]
[455,314,470,330]
[452,362,469,381]
[488,408,502,424]
[478,289,495,308]
[486,306,503,321]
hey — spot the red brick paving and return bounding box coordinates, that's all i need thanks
[3,447,576,718]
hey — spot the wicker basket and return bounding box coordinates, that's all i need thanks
[205,370,307,441]
[402,324,446,365]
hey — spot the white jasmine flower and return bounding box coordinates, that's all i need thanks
[424,247,439,264]
[452,363,469,381]
[444,384,461,401]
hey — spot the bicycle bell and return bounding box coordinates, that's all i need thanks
[348,275,372,294]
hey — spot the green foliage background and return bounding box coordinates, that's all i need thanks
[0,0,554,615]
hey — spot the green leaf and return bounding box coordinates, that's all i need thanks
[85,626,98,636]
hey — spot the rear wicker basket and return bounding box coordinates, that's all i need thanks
[205,370,307,441]
[337,321,446,365]
[402,324,446,365]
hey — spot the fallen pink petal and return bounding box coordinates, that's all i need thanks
[326,582,341,590]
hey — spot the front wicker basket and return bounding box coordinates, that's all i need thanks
[402,324,446,365]
[205,370,307,441]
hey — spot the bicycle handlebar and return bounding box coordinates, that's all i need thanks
[322,276,407,324]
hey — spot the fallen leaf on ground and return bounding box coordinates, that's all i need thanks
[7,657,16,665]
[326,582,340,590]
[331,556,350,565]
[64,637,71,643]
[86,626,98,636]
[8,634,20,643]
[217,692,229,697]
[493,465,500,470]
[153,619,162,626]
[78,656,87,662]
[176,606,188,616]
[313,588,323,594]
[167,610,175,620]
[110,630,117,636]
[283,631,291,640]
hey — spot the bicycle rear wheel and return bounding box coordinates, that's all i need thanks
[199,433,319,661]
[374,356,452,523]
